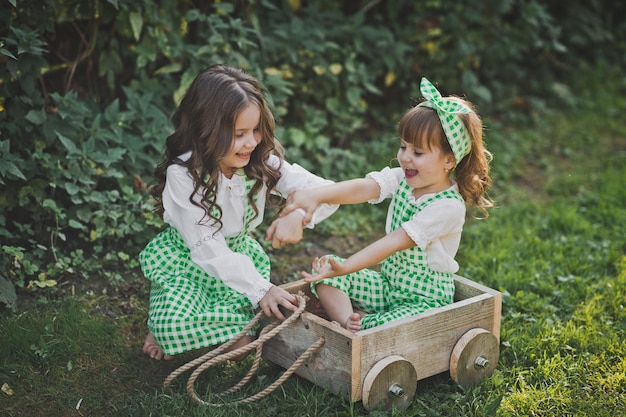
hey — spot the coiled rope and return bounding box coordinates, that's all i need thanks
[163,292,326,406]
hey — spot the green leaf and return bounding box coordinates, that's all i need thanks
[485,395,502,416]
[56,132,80,154]
[173,70,196,105]
[129,12,143,42]
[154,63,182,75]
[0,275,17,313]
[88,191,108,204]
[362,81,382,95]
[0,47,17,60]
[346,87,360,107]
[472,85,493,104]
[214,2,234,14]
[76,207,93,222]
[287,127,306,147]
[0,161,26,180]
[68,219,85,230]
[42,199,59,210]
[25,109,46,125]
[64,182,81,196]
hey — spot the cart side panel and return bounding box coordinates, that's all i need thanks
[454,275,502,341]
[278,279,313,296]
[358,293,498,382]
[261,311,356,400]
[454,275,492,300]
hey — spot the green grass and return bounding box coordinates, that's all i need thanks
[1,68,625,416]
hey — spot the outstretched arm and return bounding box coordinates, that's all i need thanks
[302,227,415,282]
[283,178,381,225]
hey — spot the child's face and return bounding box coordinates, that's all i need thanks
[220,103,262,177]
[397,139,456,198]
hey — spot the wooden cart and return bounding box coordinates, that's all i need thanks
[261,275,502,411]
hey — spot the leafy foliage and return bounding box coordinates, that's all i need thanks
[1,0,625,308]
[1,57,625,417]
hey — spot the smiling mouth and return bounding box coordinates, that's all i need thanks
[405,168,417,178]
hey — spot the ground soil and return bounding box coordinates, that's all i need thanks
[12,230,378,324]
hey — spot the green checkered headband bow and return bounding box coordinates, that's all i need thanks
[417,77,472,164]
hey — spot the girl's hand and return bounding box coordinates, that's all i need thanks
[259,286,298,321]
[302,256,345,282]
[281,189,320,226]
[266,211,304,248]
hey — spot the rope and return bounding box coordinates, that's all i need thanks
[162,292,326,406]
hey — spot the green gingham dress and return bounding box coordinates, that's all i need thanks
[139,153,337,356]
[312,170,465,330]
[139,178,265,355]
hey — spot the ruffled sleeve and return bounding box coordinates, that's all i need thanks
[365,166,403,203]
[162,162,272,307]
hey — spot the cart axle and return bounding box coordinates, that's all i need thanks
[388,384,405,398]
[474,356,490,369]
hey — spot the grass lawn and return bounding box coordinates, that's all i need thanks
[1,69,625,416]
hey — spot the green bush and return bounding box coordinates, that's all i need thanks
[1,0,624,310]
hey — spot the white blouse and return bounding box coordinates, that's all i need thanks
[162,152,338,307]
[366,167,466,273]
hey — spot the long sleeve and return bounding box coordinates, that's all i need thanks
[161,153,338,307]
[162,162,272,307]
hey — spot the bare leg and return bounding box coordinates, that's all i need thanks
[142,332,174,360]
[316,284,361,333]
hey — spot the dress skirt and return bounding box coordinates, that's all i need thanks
[139,227,270,356]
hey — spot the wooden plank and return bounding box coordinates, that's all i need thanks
[350,333,362,401]
[275,279,364,401]
[279,279,311,294]
[453,275,502,341]
[357,293,498,382]
[261,310,356,399]
[454,275,499,300]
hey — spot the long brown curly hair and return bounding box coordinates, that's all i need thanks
[151,65,284,230]
[398,97,494,217]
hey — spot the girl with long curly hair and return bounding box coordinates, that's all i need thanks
[140,65,337,359]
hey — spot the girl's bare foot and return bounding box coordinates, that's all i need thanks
[344,313,361,333]
[143,332,255,362]
[142,332,173,360]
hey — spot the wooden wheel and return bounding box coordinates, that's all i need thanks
[450,328,499,387]
[362,355,417,411]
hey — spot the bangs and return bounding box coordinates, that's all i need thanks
[398,106,451,153]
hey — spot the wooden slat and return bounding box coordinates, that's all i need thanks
[261,311,356,399]
[453,275,502,341]
[454,275,499,300]
[350,333,362,401]
[357,294,498,382]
